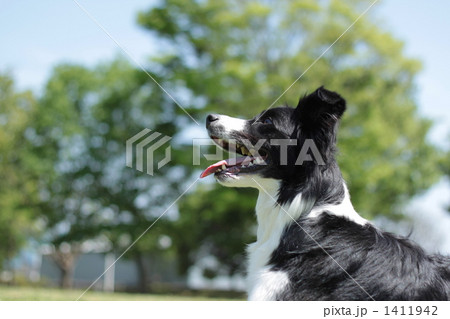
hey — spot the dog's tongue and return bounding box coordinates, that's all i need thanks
[200,157,251,178]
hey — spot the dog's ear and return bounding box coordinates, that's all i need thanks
[294,86,346,130]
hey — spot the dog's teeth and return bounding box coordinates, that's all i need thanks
[221,165,226,170]
[247,162,254,167]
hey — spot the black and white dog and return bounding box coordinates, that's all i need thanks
[200,87,450,301]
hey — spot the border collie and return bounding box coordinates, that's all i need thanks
[200,87,450,301]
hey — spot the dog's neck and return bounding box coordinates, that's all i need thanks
[254,182,291,243]
[254,180,367,243]
[253,179,305,244]
[309,183,367,225]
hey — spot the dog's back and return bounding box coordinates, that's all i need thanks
[270,213,450,300]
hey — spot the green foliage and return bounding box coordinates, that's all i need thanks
[175,186,257,276]
[0,73,37,267]
[27,60,187,267]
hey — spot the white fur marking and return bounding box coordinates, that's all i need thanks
[247,180,297,300]
[247,267,290,301]
[219,115,246,134]
[309,183,368,225]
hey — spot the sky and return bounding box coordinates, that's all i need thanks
[1,0,449,254]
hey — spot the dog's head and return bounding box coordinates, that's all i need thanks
[201,86,346,204]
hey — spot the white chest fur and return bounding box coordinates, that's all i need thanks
[246,181,296,301]
[246,181,367,300]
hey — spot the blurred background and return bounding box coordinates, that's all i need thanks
[0,0,449,300]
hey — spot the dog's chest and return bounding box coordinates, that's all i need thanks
[247,240,290,300]
[246,192,295,300]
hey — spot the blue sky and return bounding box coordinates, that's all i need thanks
[379,0,450,147]
[0,0,155,91]
[1,0,449,251]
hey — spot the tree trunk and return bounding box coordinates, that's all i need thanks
[51,244,80,289]
[135,252,150,293]
[61,266,74,289]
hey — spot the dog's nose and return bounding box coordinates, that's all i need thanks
[206,114,219,128]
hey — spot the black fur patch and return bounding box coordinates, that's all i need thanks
[269,213,450,301]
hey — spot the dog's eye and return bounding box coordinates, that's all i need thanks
[263,118,273,125]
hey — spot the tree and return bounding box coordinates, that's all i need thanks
[0,73,37,269]
[175,186,258,277]
[28,60,192,290]
[137,0,442,277]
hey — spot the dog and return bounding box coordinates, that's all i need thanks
[200,86,450,300]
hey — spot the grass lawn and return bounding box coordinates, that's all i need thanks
[0,285,244,301]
